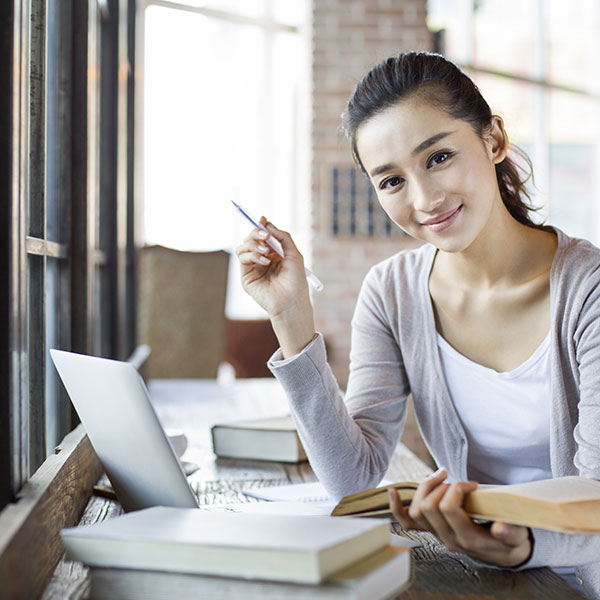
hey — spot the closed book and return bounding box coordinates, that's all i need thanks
[88,545,412,600]
[61,507,389,584]
[211,415,307,463]
[332,476,600,534]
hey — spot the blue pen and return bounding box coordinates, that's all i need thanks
[231,200,324,292]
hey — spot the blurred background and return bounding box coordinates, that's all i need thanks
[140,0,600,380]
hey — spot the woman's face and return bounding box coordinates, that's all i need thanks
[355,96,507,253]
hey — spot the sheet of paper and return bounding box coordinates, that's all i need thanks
[201,501,333,516]
[242,480,393,504]
[389,533,422,548]
[242,481,333,504]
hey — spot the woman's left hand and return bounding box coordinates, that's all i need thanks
[388,468,532,568]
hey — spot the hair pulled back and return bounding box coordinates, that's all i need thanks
[342,52,544,230]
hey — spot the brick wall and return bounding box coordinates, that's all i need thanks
[310,0,433,386]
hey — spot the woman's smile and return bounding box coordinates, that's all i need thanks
[421,204,464,233]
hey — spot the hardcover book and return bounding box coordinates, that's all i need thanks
[61,507,389,584]
[211,415,307,463]
[87,545,412,600]
[331,476,600,534]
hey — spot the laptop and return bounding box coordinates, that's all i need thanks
[50,349,199,512]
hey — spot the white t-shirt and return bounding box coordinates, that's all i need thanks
[437,332,583,590]
[437,332,552,486]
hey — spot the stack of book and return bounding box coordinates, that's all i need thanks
[61,507,412,599]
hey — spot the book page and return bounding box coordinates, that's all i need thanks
[478,476,600,503]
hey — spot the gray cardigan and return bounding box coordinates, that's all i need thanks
[269,228,600,598]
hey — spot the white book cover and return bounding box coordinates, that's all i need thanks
[88,545,412,600]
[61,507,389,584]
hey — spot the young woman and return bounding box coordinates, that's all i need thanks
[235,52,600,598]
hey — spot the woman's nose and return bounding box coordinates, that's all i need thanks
[410,178,444,213]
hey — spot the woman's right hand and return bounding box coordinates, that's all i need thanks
[388,469,532,568]
[235,217,316,358]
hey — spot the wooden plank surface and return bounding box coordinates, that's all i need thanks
[0,425,103,600]
[42,491,123,600]
[42,379,588,600]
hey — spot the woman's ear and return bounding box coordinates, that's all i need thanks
[486,115,509,164]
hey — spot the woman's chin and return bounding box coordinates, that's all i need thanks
[415,230,472,253]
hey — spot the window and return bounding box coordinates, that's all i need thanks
[0,0,136,511]
[428,0,600,243]
[139,0,309,317]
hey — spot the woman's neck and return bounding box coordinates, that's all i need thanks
[434,204,557,291]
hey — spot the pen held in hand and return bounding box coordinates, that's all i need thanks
[231,200,324,292]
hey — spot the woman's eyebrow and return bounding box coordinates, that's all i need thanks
[369,163,396,177]
[412,131,453,156]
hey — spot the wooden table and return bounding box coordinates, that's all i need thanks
[42,378,587,600]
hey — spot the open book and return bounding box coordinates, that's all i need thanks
[331,476,600,534]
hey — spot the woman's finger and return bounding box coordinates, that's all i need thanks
[437,481,479,544]
[265,221,302,257]
[388,488,421,530]
[490,522,530,548]
[236,247,271,267]
[239,216,274,246]
[417,484,459,548]
[436,481,529,564]
[423,481,477,552]
[408,468,447,520]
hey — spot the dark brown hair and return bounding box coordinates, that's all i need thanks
[342,52,546,230]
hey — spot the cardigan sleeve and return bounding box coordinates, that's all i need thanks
[572,261,600,481]
[268,266,411,501]
[518,247,600,599]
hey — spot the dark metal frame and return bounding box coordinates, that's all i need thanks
[0,0,136,511]
[0,0,14,511]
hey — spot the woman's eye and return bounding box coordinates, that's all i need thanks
[428,151,452,168]
[379,176,404,190]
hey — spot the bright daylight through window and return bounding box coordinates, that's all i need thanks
[428,0,600,244]
[142,1,309,317]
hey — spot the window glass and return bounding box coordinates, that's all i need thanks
[427,0,600,244]
[472,0,536,77]
[143,4,307,317]
[144,7,266,251]
[164,0,267,18]
[46,5,60,243]
[548,91,598,240]
[473,72,537,144]
[271,0,306,26]
[44,257,60,455]
[547,0,596,90]
[427,0,471,61]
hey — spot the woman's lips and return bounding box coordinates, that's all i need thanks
[422,205,463,233]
